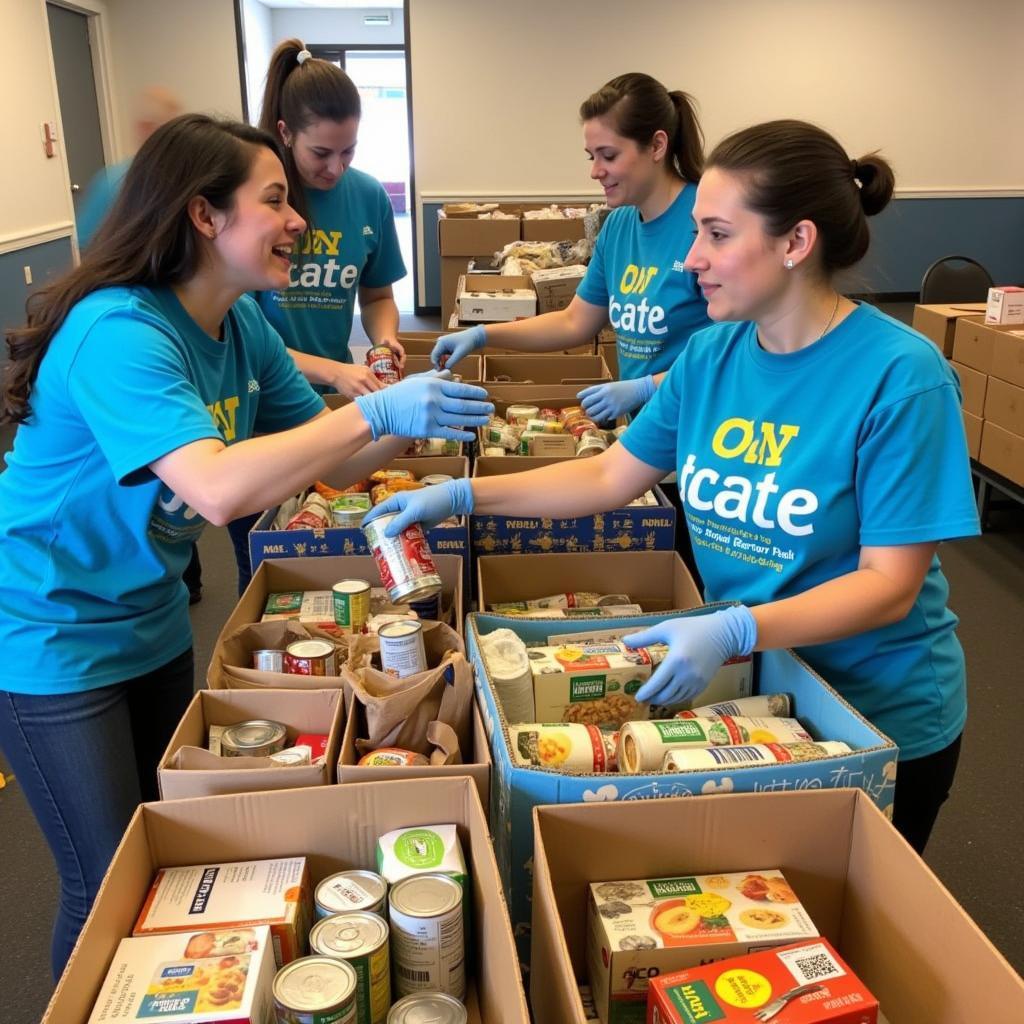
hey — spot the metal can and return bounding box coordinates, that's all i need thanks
[333,579,371,634]
[378,620,428,678]
[285,639,338,676]
[506,403,539,425]
[419,474,454,487]
[482,446,505,457]
[316,870,389,919]
[388,873,465,1000]
[366,345,401,386]
[221,719,288,757]
[331,494,372,528]
[357,748,429,767]
[575,431,609,458]
[273,955,358,1024]
[310,913,390,1024]
[387,992,468,1024]
[362,515,442,604]
[253,648,285,672]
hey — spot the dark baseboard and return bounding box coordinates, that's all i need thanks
[414,305,442,318]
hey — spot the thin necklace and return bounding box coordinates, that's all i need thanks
[818,293,841,341]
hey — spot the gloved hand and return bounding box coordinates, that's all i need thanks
[430,324,487,370]
[363,478,475,536]
[578,375,656,422]
[625,606,757,707]
[354,371,493,441]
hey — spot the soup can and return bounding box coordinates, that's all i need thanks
[387,992,468,1024]
[362,515,442,604]
[388,873,465,1000]
[366,345,401,386]
[419,474,454,487]
[315,870,389,919]
[285,639,337,676]
[310,913,390,1024]
[331,494,372,527]
[253,648,285,673]
[221,719,288,758]
[332,579,371,634]
[273,955,357,1024]
[378,620,428,678]
[575,431,609,458]
[506,403,539,425]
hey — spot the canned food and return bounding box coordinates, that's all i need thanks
[568,418,599,440]
[273,955,358,1024]
[253,648,285,672]
[357,748,429,767]
[387,992,468,1024]
[482,446,506,457]
[538,408,561,421]
[575,431,609,457]
[388,874,465,1000]
[221,719,288,757]
[379,620,428,678]
[285,639,338,676]
[366,345,401,386]
[363,515,442,604]
[333,579,371,634]
[316,870,389,918]
[310,913,390,1024]
[419,474,454,487]
[331,494,372,527]
[506,404,539,425]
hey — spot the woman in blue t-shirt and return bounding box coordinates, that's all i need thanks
[0,114,491,977]
[431,73,712,421]
[368,120,980,855]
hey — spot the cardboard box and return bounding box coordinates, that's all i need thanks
[911,303,986,356]
[985,286,1024,325]
[599,342,619,379]
[951,316,1020,374]
[520,207,588,243]
[404,352,482,381]
[483,353,611,386]
[983,375,1024,435]
[321,394,467,458]
[442,255,495,323]
[466,612,897,968]
[159,689,344,800]
[950,360,987,416]
[339,694,492,808]
[531,265,588,314]
[963,410,982,460]
[990,327,1024,389]
[457,274,537,323]
[438,205,520,256]
[207,554,464,689]
[529,789,1024,1024]
[44,778,530,1024]
[979,420,1024,486]
[446,314,594,355]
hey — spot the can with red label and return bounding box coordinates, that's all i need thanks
[366,345,401,386]
[284,639,338,676]
[362,515,442,604]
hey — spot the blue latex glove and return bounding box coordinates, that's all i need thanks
[626,606,758,707]
[430,324,487,369]
[578,375,656,422]
[363,478,475,536]
[354,371,493,441]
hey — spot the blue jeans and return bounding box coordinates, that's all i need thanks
[0,648,194,978]
[228,512,261,597]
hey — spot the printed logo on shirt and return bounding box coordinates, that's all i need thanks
[247,379,260,394]
[207,395,240,442]
[282,226,360,300]
[609,263,668,337]
[672,260,687,273]
[362,225,374,236]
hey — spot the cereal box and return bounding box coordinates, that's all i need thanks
[133,858,312,968]
[647,937,878,1024]
[87,925,276,1023]
[587,870,818,1024]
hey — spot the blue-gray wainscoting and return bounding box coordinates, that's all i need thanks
[1,236,75,341]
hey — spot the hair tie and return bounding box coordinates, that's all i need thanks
[296,49,312,65]
[850,159,862,187]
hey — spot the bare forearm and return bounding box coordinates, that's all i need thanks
[288,347,340,388]
[360,296,400,344]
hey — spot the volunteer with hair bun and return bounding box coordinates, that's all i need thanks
[0,113,491,977]
[370,120,979,855]
[431,72,712,421]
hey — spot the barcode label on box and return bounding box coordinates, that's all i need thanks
[397,965,431,983]
[706,746,769,765]
[777,942,846,984]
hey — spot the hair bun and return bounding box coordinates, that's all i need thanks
[852,153,894,217]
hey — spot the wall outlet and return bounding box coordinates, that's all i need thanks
[24,266,33,286]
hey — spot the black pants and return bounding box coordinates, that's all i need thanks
[227,512,261,597]
[659,481,703,593]
[182,541,202,596]
[890,733,963,855]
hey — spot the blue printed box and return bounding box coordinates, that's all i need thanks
[465,610,898,969]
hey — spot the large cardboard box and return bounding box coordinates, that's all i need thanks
[983,375,1024,435]
[979,420,1024,486]
[483,353,611,386]
[531,265,588,314]
[963,410,983,460]
[529,789,1024,1024]
[520,206,588,242]
[207,554,464,689]
[990,326,1024,389]
[442,255,498,323]
[951,316,1019,374]
[438,205,520,255]
[457,274,537,323]
[911,302,986,356]
[158,688,344,800]
[466,612,897,967]
[403,352,482,381]
[599,342,619,379]
[950,359,987,416]
[477,551,702,612]
[43,779,530,1024]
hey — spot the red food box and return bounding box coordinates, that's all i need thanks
[647,938,878,1024]
[295,733,329,764]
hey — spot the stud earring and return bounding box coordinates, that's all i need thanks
[785,259,795,269]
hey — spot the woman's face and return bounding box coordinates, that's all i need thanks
[280,116,359,191]
[684,167,792,323]
[583,117,662,209]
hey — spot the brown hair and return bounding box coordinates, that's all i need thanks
[2,114,281,425]
[707,119,895,275]
[580,73,703,184]
[259,39,361,225]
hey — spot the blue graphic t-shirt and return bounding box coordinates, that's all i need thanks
[0,286,324,694]
[576,184,711,380]
[257,167,406,363]
[621,303,980,760]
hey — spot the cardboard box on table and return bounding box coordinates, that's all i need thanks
[482,353,610,386]
[43,778,529,1024]
[158,688,344,799]
[466,610,896,968]
[599,341,619,378]
[979,420,1024,486]
[911,302,986,356]
[529,789,1024,1024]
[951,316,1022,374]
[983,375,1024,435]
[990,325,1024,388]
[963,410,983,460]
[446,311,595,356]
[519,205,588,242]
[531,265,587,314]
[950,359,987,417]
[207,553,465,689]
[457,273,537,322]
[403,352,482,381]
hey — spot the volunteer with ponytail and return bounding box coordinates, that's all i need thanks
[432,72,712,422]
[0,114,491,976]
[370,120,979,855]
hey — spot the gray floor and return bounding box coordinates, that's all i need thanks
[1,306,1022,1022]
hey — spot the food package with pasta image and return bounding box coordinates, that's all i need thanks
[508,722,619,771]
[586,870,818,1024]
[86,925,276,1023]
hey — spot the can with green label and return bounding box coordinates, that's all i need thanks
[310,912,390,1024]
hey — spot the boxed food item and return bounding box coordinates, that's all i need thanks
[457,274,537,322]
[376,823,468,889]
[86,926,276,1024]
[133,857,313,967]
[648,937,878,1024]
[985,285,1024,325]
[587,870,818,1023]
